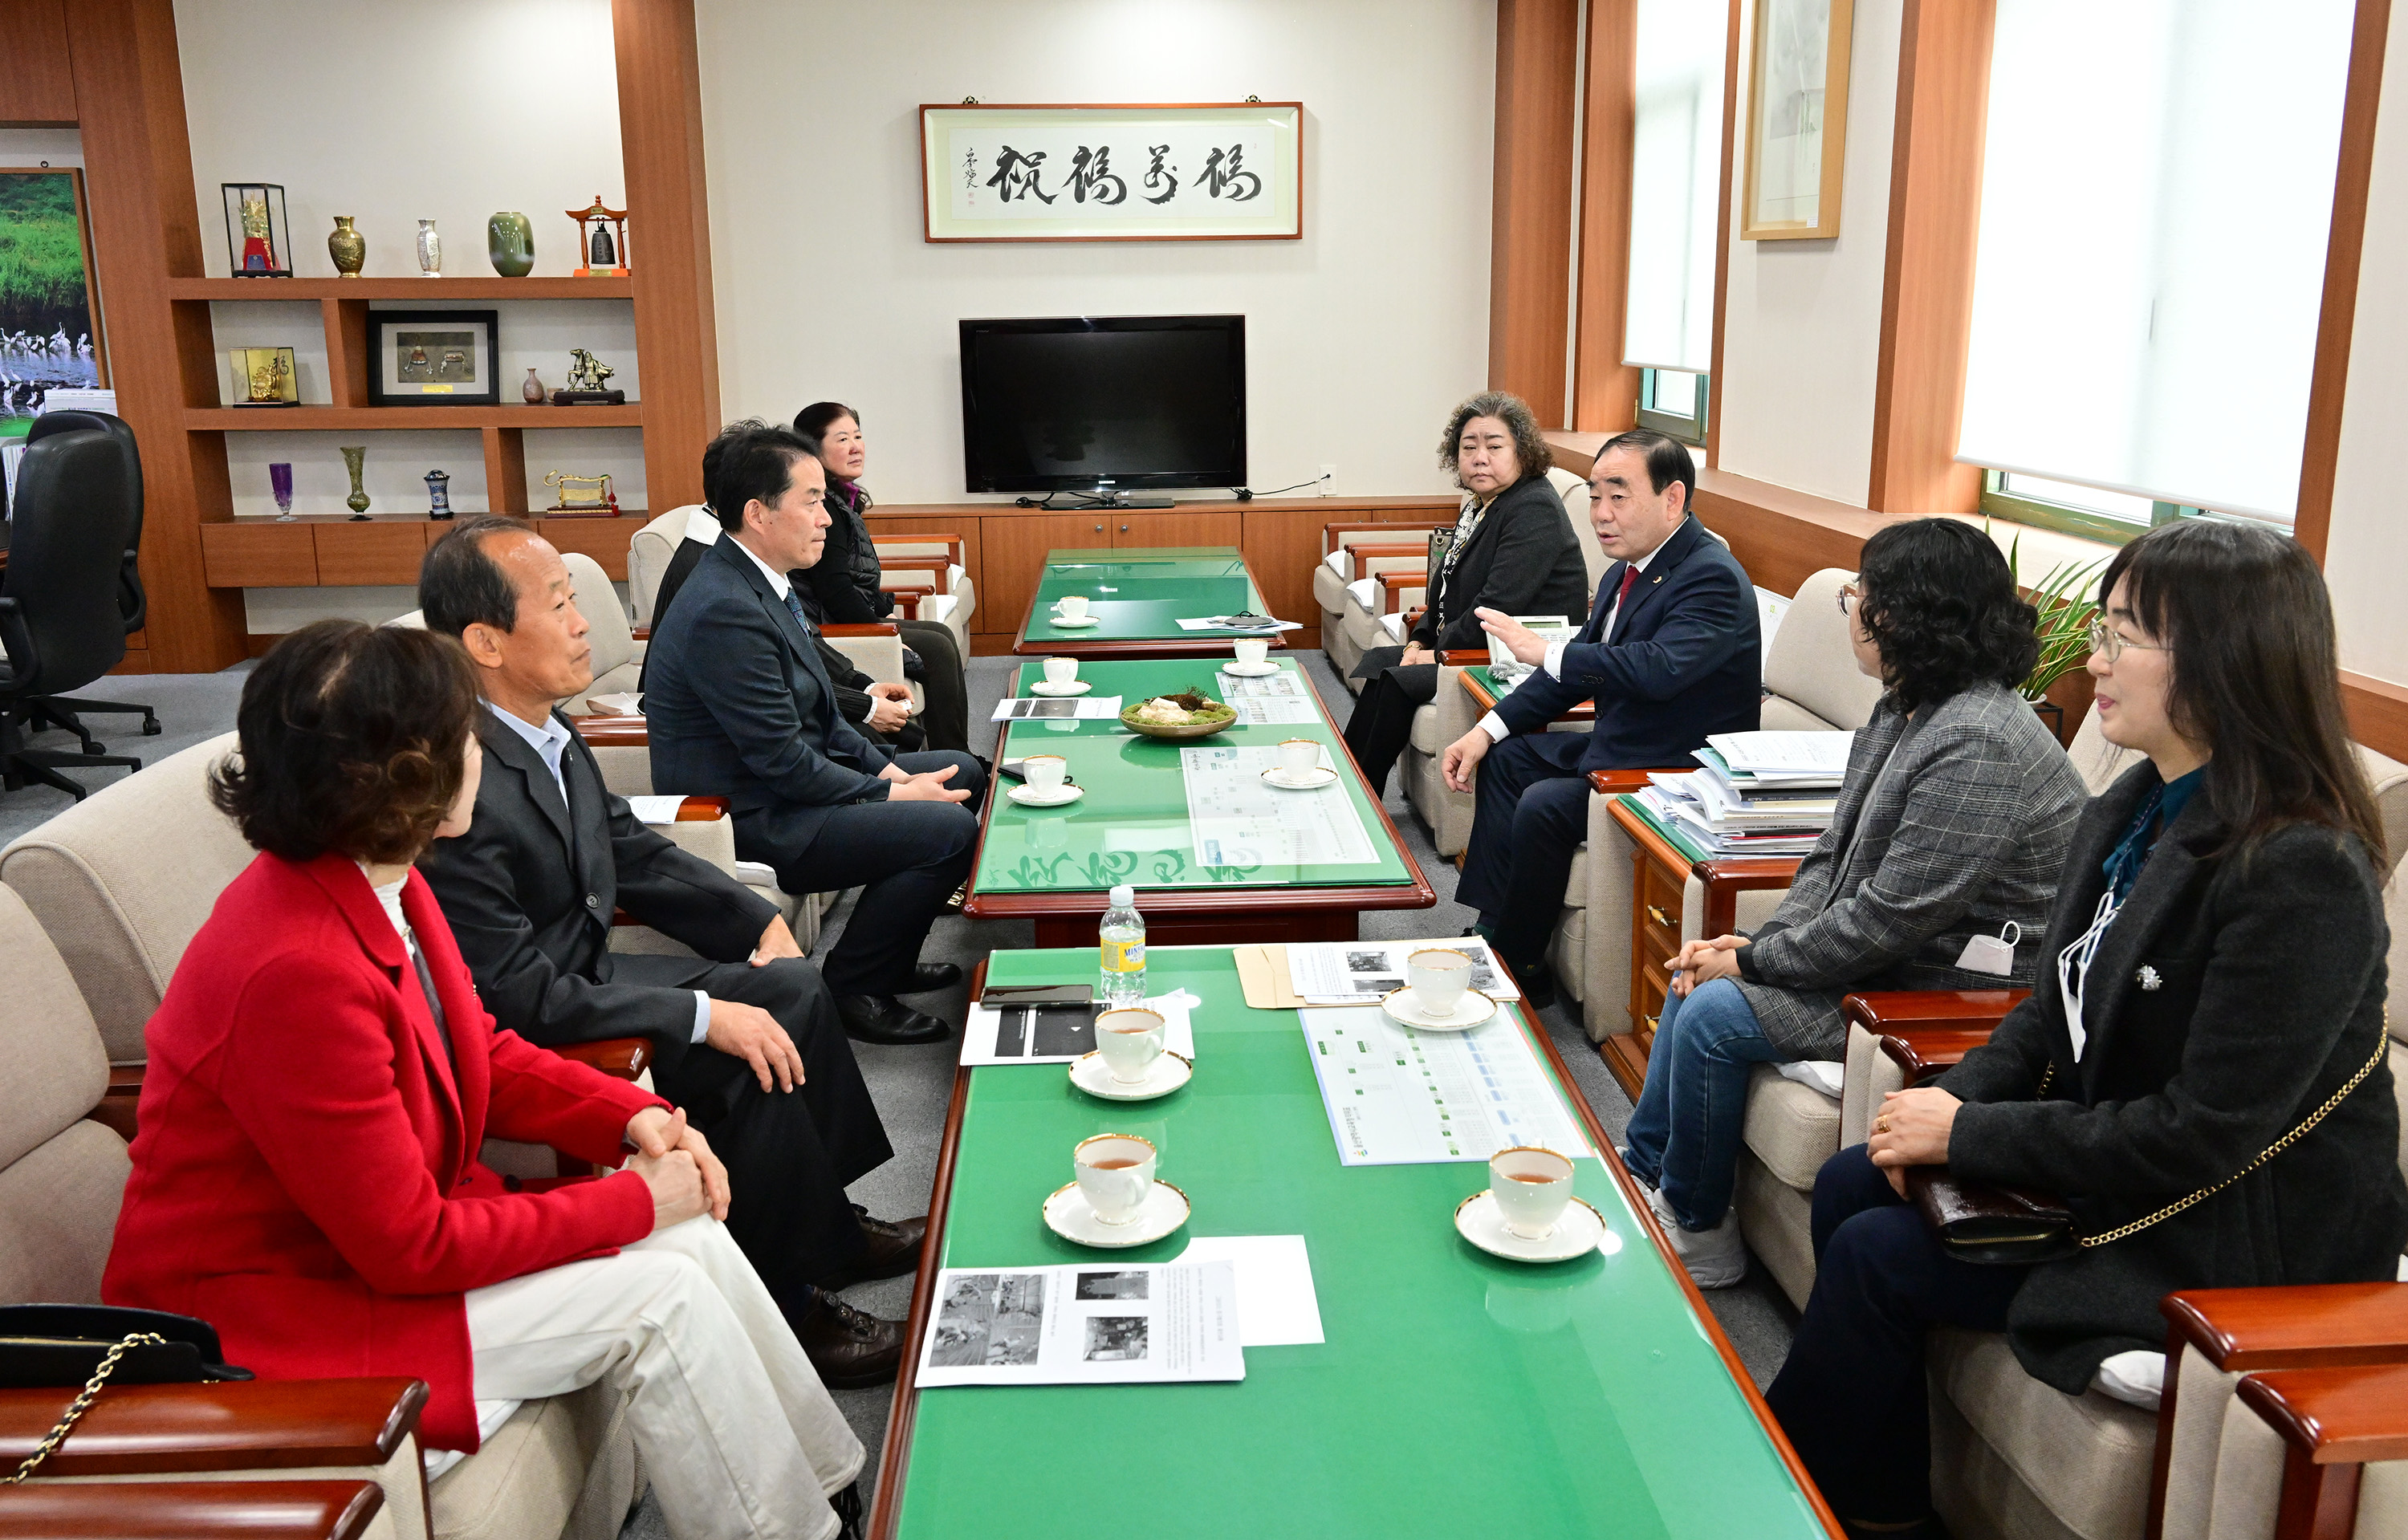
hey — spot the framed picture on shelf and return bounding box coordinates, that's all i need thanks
[1741,0,1853,240]
[366,309,500,406]
[0,168,109,441]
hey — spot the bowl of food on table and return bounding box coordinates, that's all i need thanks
[1120,689,1238,739]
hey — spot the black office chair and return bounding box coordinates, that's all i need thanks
[0,421,143,798]
[18,410,160,746]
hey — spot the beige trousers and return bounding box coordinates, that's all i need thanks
[462,1216,864,1540]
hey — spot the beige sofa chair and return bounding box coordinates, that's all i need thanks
[384,549,640,718]
[870,532,975,658]
[0,880,641,1540]
[627,506,714,628]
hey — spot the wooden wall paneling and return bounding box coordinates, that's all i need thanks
[200,522,317,587]
[979,513,1115,631]
[322,299,369,409]
[1703,0,1741,468]
[2293,0,2394,563]
[313,522,429,586]
[0,0,77,124]
[1572,0,1641,433]
[482,427,528,514]
[1690,467,1885,597]
[67,0,247,671]
[611,0,719,514]
[535,514,642,580]
[863,513,987,629]
[1865,0,1994,514]
[1489,0,1583,423]
[1242,506,1330,642]
[1111,510,1243,548]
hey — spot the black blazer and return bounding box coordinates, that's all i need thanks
[643,536,896,834]
[1492,514,1761,770]
[1941,765,2408,1392]
[416,708,778,1075]
[1409,473,1588,652]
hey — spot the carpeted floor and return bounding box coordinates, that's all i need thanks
[0,649,1798,1538]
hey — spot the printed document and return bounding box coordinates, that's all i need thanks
[992,695,1124,721]
[1179,745,1377,868]
[916,1262,1244,1387]
[1299,1006,1592,1165]
[1172,1235,1324,1346]
[960,995,1195,1067]
[1283,938,1522,1004]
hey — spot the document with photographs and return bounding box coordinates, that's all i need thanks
[1180,745,1377,867]
[990,695,1125,721]
[1283,938,1522,1005]
[1298,1006,1592,1166]
[915,1262,1245,1387]
[959,994,1196,1067]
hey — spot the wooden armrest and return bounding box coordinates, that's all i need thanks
[630,626,650,642]
[821,623,901,637]
[1321,519,1447,552]
[1845,993,2023,1080]
[2238,1363,2408,1465]
[872,532,966,563]
[1377,573,1425,601]
[94,1064,144,1143]
[0,1478,385,1539]
[0,1378,425,1477]
[1441,649,1487,665]
[1587,768,1690,795]
[550,1037,653,1080]
[1694,855,1804,887]
[1347,542,1431,563]
[567,713,646,749]
[2163,1283,2408,1371]
[672,794,730,820]
[880,580,938,598]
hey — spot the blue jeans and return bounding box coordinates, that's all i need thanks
[1621,977,1784,1229]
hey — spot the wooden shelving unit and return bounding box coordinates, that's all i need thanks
[185,405,645,431]
[169,276,634,301]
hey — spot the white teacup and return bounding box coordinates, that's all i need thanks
[1043,656,1079,685]
[1275,738,1320,779]
[1232,637,1270,668]
[1094,1006,1166,1085]
[1407,947,1475,1018]
[1056,594,1091,621]
[1022,755,1067,794]
[1074,1133,1157,1225]
[1488,1146,1574,1239]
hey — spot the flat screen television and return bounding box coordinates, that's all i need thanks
[958,315,1245,502]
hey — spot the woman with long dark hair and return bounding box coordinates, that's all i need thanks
[791,401,970,752]
[1767,520,2408,1538]
[1628,518,2086,1288]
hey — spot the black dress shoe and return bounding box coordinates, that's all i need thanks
[902,961,962,993]
[817,1208,929,1290]
[1512,959,1560,1010]
[836,994,952,1045]
[790,1291,905,1389]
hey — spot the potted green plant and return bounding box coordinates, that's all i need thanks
[2002,526,2105,743]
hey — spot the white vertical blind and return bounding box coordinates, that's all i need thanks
[1956,0,2357,522]
[1624,0,1727,374]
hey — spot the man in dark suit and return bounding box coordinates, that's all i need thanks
[414,516,920,1388]
[644,422,987,1044]
[1441,429,1762,1005]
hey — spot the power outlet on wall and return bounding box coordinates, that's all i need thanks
[1319,464,1336,497]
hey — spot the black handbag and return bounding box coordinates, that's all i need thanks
[0,1306,250,1486]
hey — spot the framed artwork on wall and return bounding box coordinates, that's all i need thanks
[1741,0,1853,240]
[0,168,108,437]
[366,309,500,407]
[920,102,1303,242]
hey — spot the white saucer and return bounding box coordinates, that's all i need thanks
[1381,985,1498,1033]
[1069,1050,1194,1101]
[1221,661,1283,677]
[1454,1190,1607,1263]
[1043,1180,1192,1248]
[1008,783,1085,807]
[1029,681,1092,697]
[1050,614,1101,629]
[1262,766,1339,791]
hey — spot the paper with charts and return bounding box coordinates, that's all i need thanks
[1213,669,1320,725]
[914,1262,1244,1387]
[1179,745,1377,868]
[1298,1006,1592,1165]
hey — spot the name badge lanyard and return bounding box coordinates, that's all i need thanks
[2057,785,2167,1062]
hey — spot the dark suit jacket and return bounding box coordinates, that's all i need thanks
[1940,766,2408,1392]
[417,706,778,1077]
[643,535,897,835]
[1408,473,1589,652]
[1491,514,1760,770]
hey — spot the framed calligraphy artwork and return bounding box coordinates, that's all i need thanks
[921,103,1302,242]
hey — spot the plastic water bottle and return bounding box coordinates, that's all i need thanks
[1099,884,1146,1007]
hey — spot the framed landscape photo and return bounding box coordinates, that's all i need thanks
[1741,0,1853,240]
[921,103,1302,242]
[366,309,499,407]
[0,168,108,437]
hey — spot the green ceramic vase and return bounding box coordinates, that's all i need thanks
[486,212,535,278]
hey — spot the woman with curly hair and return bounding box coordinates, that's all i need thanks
[1623,518,2085,1290]
[1340,390,1588,795]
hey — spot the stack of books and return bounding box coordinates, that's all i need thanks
[1628,730,1855,860]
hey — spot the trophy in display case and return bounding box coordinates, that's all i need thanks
[543,469,616,517]
[228,346,299,405]
[567,195,629,277]
[222,184,292,276]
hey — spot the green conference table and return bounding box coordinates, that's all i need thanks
[1015,545,1292,659]
[865,945,1840,1540]
[961,656,1435,946]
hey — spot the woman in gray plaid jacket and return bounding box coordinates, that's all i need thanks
[1622,518,2086,1287]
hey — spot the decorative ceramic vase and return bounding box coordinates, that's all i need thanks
[425,469,453,519]
[416,219,441,278]
[340,445,371,513]
[327,215,365,278]
[522,368,547,405]
[486,212,535,278]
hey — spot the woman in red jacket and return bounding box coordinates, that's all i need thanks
[104,620,864,1540]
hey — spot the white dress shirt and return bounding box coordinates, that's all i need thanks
[1478,540,1668,742]
[730,534,796,602]
[482,701,711,1045]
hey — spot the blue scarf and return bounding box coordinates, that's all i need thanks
[2101,766,2205,904]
